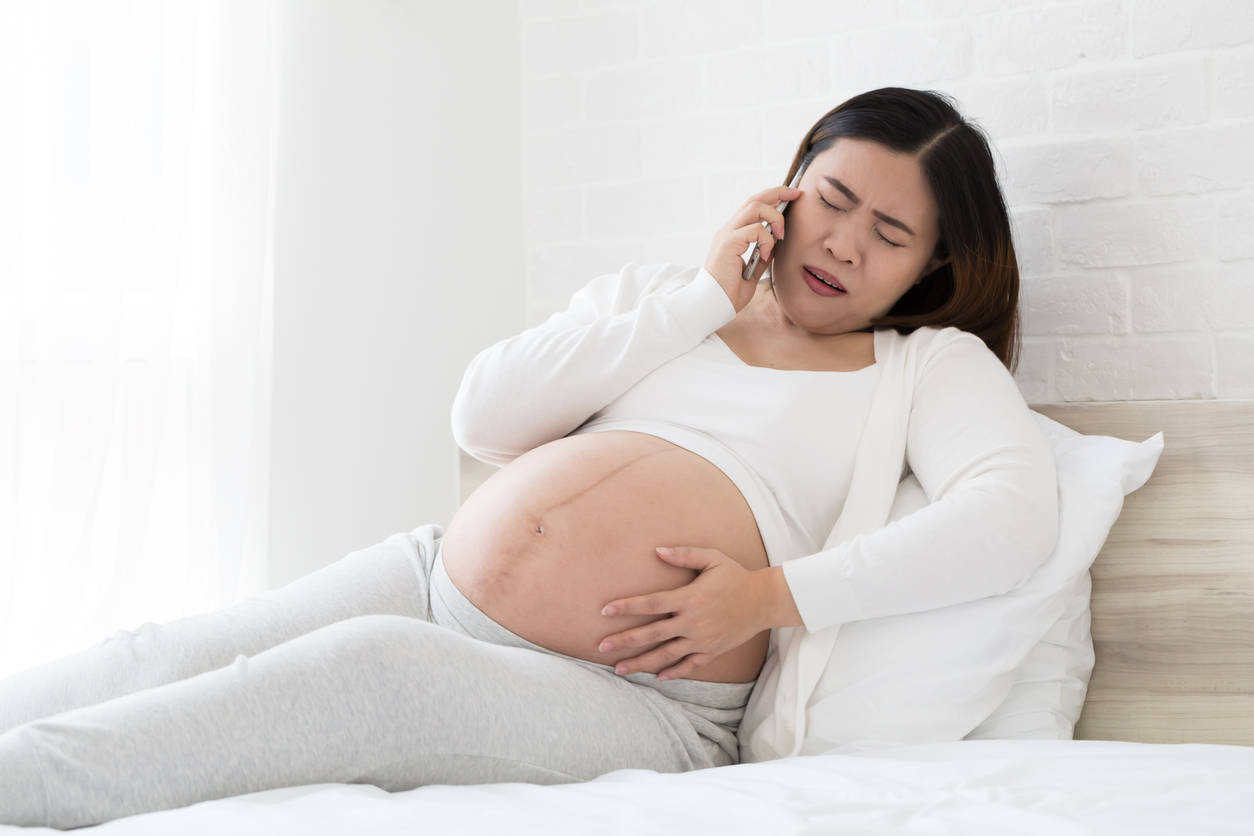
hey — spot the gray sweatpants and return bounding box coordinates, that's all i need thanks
[0,522,755,829]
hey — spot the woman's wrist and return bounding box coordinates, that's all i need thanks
[760,565,805,629]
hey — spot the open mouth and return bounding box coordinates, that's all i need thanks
[803,267,846,296]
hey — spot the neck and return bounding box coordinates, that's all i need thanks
[759,276,870,341]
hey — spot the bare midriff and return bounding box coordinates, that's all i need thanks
[439,430,771,684]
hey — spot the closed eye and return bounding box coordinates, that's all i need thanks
[819,196,904,247]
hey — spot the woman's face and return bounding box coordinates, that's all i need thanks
[768,137,949,337]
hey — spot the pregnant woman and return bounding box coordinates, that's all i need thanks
[0,87,1057,828]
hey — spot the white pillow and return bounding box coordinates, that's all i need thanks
[963,410,1165,740]
[801,410,1164,756]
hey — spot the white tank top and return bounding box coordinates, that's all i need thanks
[571,331,880,564]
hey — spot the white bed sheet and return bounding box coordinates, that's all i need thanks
[4,738,1252,835]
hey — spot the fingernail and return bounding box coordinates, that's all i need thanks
[615,664,628,674]
[599,642,613,652]
[602,605,616,616]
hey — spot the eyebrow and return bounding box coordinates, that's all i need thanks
[822,176,917,236]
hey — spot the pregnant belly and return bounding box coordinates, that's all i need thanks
[440,430,772,684]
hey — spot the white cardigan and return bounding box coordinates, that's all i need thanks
[451,261,1059,763]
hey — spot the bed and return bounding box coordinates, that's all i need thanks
[5,399,1252,835]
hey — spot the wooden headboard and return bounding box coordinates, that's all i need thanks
[457,399,1254,747]
[1029,399,1254,747]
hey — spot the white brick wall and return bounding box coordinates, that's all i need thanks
[518,0,1254,403]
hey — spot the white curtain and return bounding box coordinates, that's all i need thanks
[0,0,280,676]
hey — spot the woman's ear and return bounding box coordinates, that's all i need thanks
[914,251,951,286]
[924,249,951,275]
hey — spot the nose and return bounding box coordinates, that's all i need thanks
[824,218,860,269]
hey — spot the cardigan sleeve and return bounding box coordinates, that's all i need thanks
[450,262,737,466]
[779,333,1060,634]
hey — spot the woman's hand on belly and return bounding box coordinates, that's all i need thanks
[597,545,773,681]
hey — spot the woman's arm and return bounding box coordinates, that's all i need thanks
[450,262,736,466]
[761,565,805,627]
[776,334,1060,634]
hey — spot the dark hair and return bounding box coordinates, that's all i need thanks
[775,87,1021,373]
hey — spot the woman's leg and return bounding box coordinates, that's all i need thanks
[0,612,714,829]
[0,523,445,734]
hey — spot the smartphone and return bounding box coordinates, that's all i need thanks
[741,153,814,281]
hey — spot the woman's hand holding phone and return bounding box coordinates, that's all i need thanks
[704,185,803,314]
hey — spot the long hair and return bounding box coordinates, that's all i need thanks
[775,87,1021,373]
